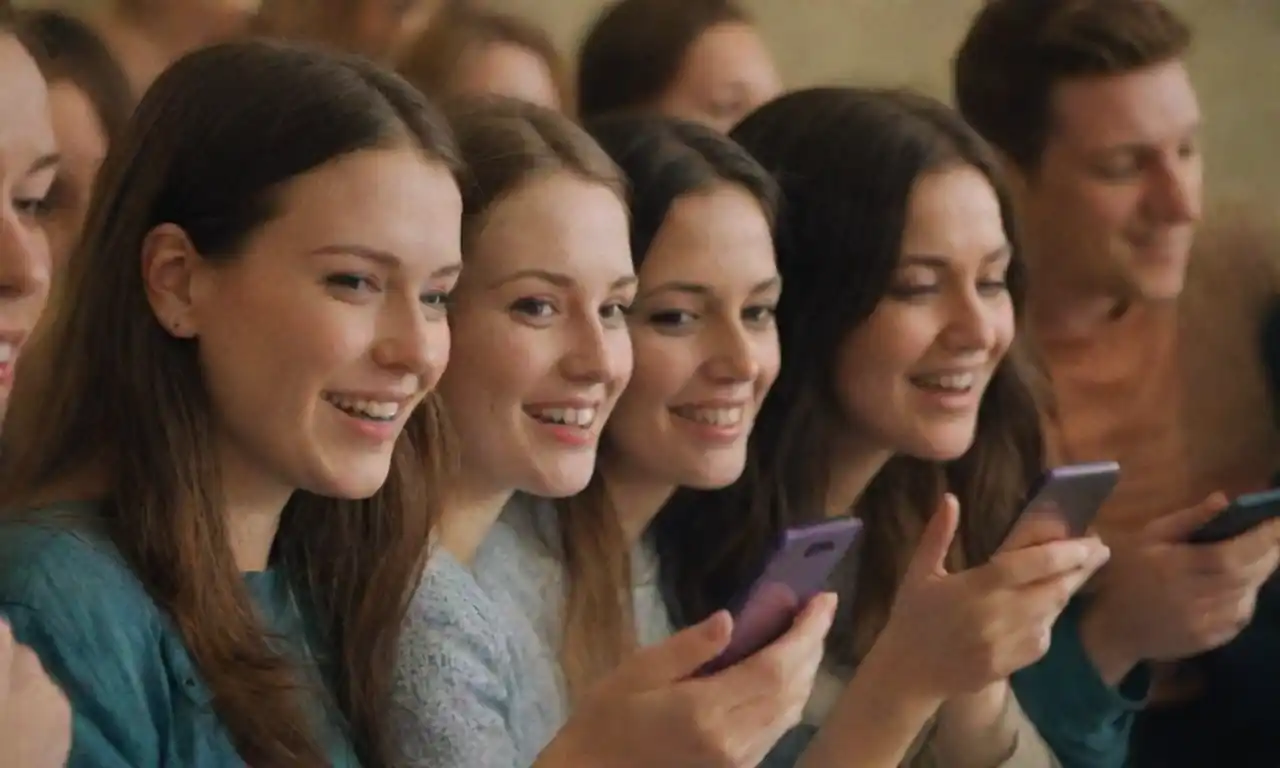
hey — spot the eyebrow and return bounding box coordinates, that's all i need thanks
[26,153,60,177]
[639,275,782,300]
[488,267,637,292]
[309,244,463,278]
[899,245,1012,268]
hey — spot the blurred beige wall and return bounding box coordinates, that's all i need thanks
[26,0,1280,208]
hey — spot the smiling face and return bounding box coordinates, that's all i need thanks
[144,147,463,505]
[1016,60,1202,302]
[0,34,56,426]
[833,165,1015,461]
[605,183,780,489]
[437,171,635,498]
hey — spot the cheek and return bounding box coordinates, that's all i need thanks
[754,333,782,397]
[618,338,691,414]
[438,316,543,414]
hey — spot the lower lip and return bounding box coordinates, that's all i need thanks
[327,402,401,442]
[911,383,979,412]
[530,418,597,448]
[672,411,744,445]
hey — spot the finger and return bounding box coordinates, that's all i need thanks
[1144,492,1229,542]
[706,593,836,693]
[1184,523,1280,581]
[983,538,1110,588]
[608,611,732,691]
[904,493,959,584]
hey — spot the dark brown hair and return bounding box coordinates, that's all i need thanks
[444,96,628,695]
[954,0,1192,170]
[657,87,1043,668]
[397,6,571,112]
[15,9,134,147]
[551,114,779,692]
[577,0,750,120]
[0,40,458,767]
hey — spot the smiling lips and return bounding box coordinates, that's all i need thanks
[525,402,600,448]
[670,402,749,445]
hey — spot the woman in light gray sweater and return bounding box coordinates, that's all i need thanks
[391,99,833,768]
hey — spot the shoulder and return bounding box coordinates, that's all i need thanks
[400,550,514,675]
[476,494,562,593]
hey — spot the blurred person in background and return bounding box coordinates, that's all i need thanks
[256,0,446,62]
[397,5,569,113]
[17,8,133,270]
[577,0,781,133]
[92,0,255,95]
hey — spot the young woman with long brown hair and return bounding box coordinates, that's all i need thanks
[655,87,1111,767]
[392,98,832,768]
[0,39,461,767]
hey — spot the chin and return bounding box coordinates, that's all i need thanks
[676,454,748,491]
[903,428,977,463]
[526,457,597,499]
[305,457,396,500]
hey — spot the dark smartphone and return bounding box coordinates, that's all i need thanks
[1002,461,1121,545]
[1188,488,1280,544]
[695,517,863,677]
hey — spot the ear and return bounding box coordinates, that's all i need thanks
[141,223,203,339]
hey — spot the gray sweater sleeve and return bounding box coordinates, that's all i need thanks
[391,552,527,768]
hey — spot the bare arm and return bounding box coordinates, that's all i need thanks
[930,683,1060,768]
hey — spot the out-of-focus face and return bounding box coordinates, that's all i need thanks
[0,35,57,427]
[1013,60,1202,303]
[144,147,463,505]
[833,166,1015,462]
[352,0,443,60]
[654,21,782,134]
[453,42,561,111]
[438,172,636,498]
[604,184,780,491]
[43,81,108,269]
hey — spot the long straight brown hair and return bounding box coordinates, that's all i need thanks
[0,40,457,768]
[444,96,630,696]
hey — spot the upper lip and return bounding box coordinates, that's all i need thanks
[325,389,418,403]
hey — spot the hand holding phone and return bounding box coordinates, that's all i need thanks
[695,517,862,676]
[1188,488,1280,544]
[1002,461,1120,549]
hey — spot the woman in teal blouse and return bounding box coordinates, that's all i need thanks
[0,39,464,767]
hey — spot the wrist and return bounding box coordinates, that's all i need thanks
[1079,599,1140,686]
[857,630,946,713]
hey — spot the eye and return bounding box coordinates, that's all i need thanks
[13,196,52,220]
[977,278,1008,295]
[648,309,697,327]
[600,300,630,324]
[420,290,451,314]
[510,297,556,319]
[326,273,379,293]
[743,304,777,325]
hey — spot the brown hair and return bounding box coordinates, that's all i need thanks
[444,96,628,696]
[577,0,750,120]
[658,87,1043,671]
[0,40,457,767]
[397,6,571,112]
[954,0,1192,170]
[15,9,134,147]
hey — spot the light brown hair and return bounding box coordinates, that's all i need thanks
[954,0,1192,170]
[0,40,457,767]
[445,96,628,695]
[397,6,571,112]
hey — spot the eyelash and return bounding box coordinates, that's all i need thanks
[510,297,632,324]
[13,195,52,220]
[891,279,1008,298]
[648,305,778,328]
[325,273,451,311]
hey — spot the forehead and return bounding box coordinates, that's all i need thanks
[467,171,631,280]
[640,184,775,282]
[678,22,774,86]
[0,37,56,177]
[901,166,1006,255]
[256,147,462,262]
[1048,60,1200,150]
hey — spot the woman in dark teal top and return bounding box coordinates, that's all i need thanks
[0,40,464,767]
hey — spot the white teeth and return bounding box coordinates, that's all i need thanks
[531,407,597,427]
[324,394,401,420]
[678,407,744,427]
[914,372,975,391]
[0,343,11,364]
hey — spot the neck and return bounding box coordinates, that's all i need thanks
[598,462,675,545]
[220,470,290,573]
[108,1,231,60]
[438,474,513,566]
[1027,280,1130,344]
[826,440,893,518]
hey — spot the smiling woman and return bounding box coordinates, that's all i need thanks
[0,39,462,768]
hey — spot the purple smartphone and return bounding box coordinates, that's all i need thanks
[695,517,863,677]
[1002,461,1121,545]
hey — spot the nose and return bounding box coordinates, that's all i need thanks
[1146,153,1201,225]
[941,288,998,354]
[371,294,448,382]
[0,212,52,312]
[560,314,631,386]
[705,318,760,383]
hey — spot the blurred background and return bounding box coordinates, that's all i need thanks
[28,0,1279,209]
